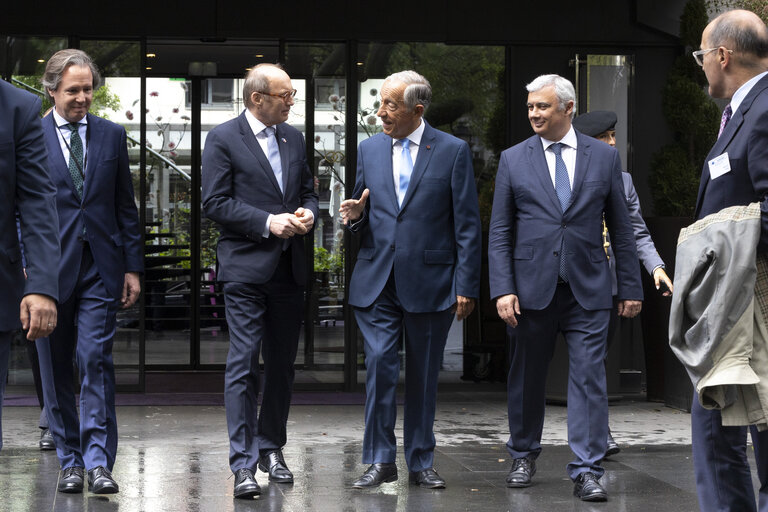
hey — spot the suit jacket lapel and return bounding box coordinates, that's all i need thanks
[237,114,282,196]
[528,137,561,212]
[43,114,79,198]
[82,113,103,199]
[400,122,436,211]
[695,75,768,216]
[570,133,592,211]
[375,134,399,212]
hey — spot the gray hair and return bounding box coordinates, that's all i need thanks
[526,74,576,119]
[709,10,768,67]
[243,63,285,108]
[41,49,101,103]
[384,70,432,113]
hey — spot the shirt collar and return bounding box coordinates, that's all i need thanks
[391,118,425,146]
[52,108,88,128]
[731,71,768,114]
[540,126,578,152]
[244,108,270,137]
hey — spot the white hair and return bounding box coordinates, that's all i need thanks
[383,70,432,112]
[526,74,576,119]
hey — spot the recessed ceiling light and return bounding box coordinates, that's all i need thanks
[37,59,45,63]
[145,66,152,70]
[146,53,156,58]
[255,54,264,58]
[357,62,364,66]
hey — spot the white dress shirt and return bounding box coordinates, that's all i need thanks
[52,109,88,173]
[391,119,425,199]
[243,109,312,238]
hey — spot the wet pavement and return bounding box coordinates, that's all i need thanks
[0,392,762,511]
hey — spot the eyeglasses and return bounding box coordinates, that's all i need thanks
[259,89,297,101]
[692,47,733,66]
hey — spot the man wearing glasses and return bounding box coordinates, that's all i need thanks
[687,9,768,512]
[202,63,318,499]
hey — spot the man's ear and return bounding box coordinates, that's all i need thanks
[564,100,575,117]
[414,104,425,117]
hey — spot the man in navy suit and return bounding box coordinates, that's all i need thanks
[36,49,143,495]
[202,63,318,499]
[0,79,60,451]
[488,74,643,501]
[340,70,481,489]
[690,10,768,512]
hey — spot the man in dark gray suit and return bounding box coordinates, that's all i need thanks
[202,63,318,499]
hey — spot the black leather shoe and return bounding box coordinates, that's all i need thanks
[574,472,607,502]
[606,430,621,457]
[233,468,261,499]
[409,468,445,489]
[57,466,84,493]
[87,466,119,494]
[39,428,55,451]
[352,463,398,488]
[258,449,294,483]
[506,457,536,487]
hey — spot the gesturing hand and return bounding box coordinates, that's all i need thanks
[339,189,370,225]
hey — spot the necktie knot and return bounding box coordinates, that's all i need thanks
[550,142,563,156]
[400,138,410,150]
[68,122,80,133]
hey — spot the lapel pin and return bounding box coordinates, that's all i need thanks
[426,145,431,150]
[281,138,287,143]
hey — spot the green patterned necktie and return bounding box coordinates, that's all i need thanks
[67,122,84,199]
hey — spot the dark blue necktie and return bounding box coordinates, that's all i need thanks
[551,143,570,281]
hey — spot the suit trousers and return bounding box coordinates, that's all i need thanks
[0,330,11,450]
[37,243,119,471]
[25,338,48,429]
[222,252,303,473]
[354,272,453,472]
[692,391,768,512]
[506,282,610,480]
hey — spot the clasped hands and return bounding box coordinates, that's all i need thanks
[270,208,314,239]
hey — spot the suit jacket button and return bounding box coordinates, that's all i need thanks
[397,217,402,222]
[390,244,395,251]
[561,223,566,228]
[553,251,559,256]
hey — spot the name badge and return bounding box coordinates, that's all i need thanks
[708,153,731,180]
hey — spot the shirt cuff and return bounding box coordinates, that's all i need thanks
[263,214,273,238]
